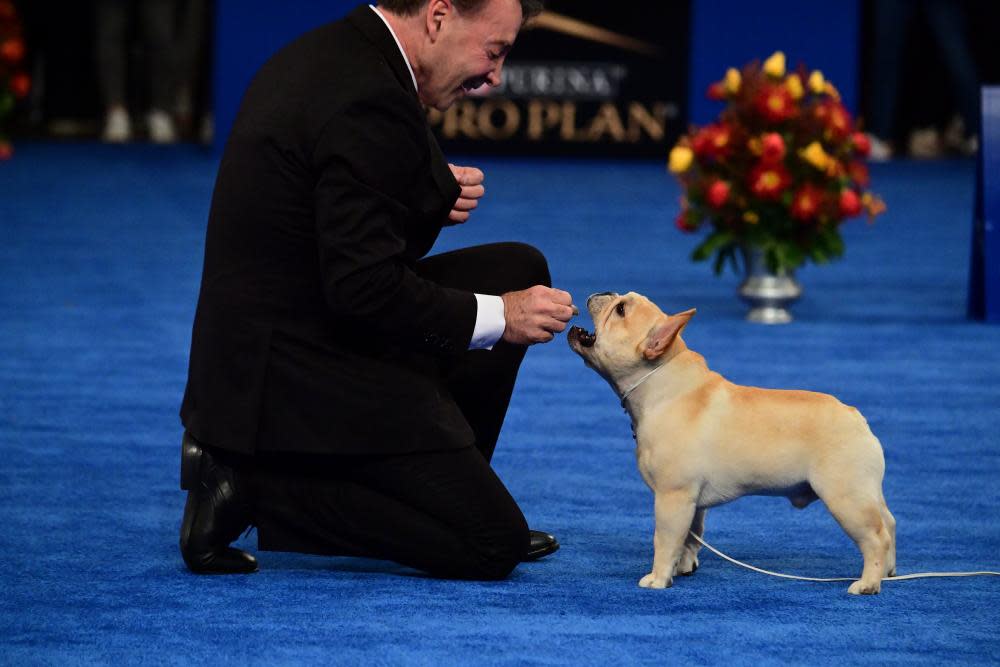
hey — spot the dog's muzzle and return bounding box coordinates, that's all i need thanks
[568,326,596,348]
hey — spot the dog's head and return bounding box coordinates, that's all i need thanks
[567,291,696,385]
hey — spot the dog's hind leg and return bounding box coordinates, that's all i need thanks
[819,491,891,595]
[676,508,705,576]
[639,491,697,589]
[879,493,896,577]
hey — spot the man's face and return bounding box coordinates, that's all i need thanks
[419,0,523,111]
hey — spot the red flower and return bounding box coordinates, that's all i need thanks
[761,132,786,164]
[839,189,862,217]
[0,37,24,65]
[852,132,871,157]
[790,184,825,221]
[748,163,791,200]
[754,84,796,123]
[814,100,852,140]
[0,141,12,161]
[10,72,29,99]
[847,161,870,188]
[0,1,15,20]
[706,180,731,208]
[707,82,726,101]
[692,123,734,160]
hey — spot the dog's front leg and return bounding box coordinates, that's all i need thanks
[639,491,697,589]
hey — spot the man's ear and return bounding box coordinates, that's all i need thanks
[643,308,696,360]
[426,0,451,40]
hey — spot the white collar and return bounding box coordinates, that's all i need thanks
[369,5,419,93]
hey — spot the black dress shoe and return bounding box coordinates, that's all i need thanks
[179,433,258,574]
[524,529,559,561]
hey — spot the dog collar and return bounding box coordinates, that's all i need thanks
[619,363,668,407]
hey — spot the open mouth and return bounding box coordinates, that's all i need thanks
[568,325,596,348]
[461,76,488,92]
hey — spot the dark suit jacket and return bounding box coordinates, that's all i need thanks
[180,5,477,455]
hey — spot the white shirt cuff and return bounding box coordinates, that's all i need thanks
[470,294,505,350]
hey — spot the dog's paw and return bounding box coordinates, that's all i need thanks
[638,572,672,589]
[675,551,699,576]
[847,579,881,595]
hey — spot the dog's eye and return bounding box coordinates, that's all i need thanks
[615,302,626,317]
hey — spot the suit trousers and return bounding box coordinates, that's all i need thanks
[248,242,552,579]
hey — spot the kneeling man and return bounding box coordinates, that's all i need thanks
[178,0,572,579]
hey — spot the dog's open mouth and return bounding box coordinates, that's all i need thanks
[568,325,596,348]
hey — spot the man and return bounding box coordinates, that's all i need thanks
[178,0,575,580]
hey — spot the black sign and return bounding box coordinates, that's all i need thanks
[428,1,690,157]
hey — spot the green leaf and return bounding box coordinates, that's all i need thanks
[691,230,733,262]
[819,227,845,258]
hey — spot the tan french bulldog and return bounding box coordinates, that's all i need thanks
[567,291,896,595]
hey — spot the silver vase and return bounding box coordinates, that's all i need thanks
[738,246,802,324]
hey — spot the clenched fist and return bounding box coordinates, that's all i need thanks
[501,286,575,345]
[448,164,485,224]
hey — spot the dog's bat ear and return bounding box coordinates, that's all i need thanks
[643,309,696,360]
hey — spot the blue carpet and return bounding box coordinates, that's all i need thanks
[1,143,998,665]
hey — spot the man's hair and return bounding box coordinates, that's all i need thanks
[378,0,545,22]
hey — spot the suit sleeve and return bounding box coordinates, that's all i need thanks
[311,85,476,357]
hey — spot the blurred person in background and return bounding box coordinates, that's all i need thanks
[865,0,980,160]
[95,0,180,143]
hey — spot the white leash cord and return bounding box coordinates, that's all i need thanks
[688,532,1000,583]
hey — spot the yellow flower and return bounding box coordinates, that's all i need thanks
[785,73,804,100]
[724,67,742,94]
[808,70,826,94]
[763,51,786,78]
[799,141,832,171]
[747,136,763,156]
[668,145,694,173]
[743,211,760,224]
[824,81,841,101]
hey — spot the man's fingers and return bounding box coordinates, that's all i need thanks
[458,167,485,186]
[549,288,573,306]
[551,304,575,321]
[448,210,470,223]
[459,184,485,200]
[453,197,479,212]
[449,164,485,186]
[545,318,568,334]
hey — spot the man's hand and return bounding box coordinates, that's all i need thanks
[501,286,575,345]
[448,163,485,224]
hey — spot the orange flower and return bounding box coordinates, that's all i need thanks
[754,84,796,123]
[748,163,791,201]
[862,192,887,218]
[790,184,825,221]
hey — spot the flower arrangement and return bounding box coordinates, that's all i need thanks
[0,0,30,160]
[668,51,885,275]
